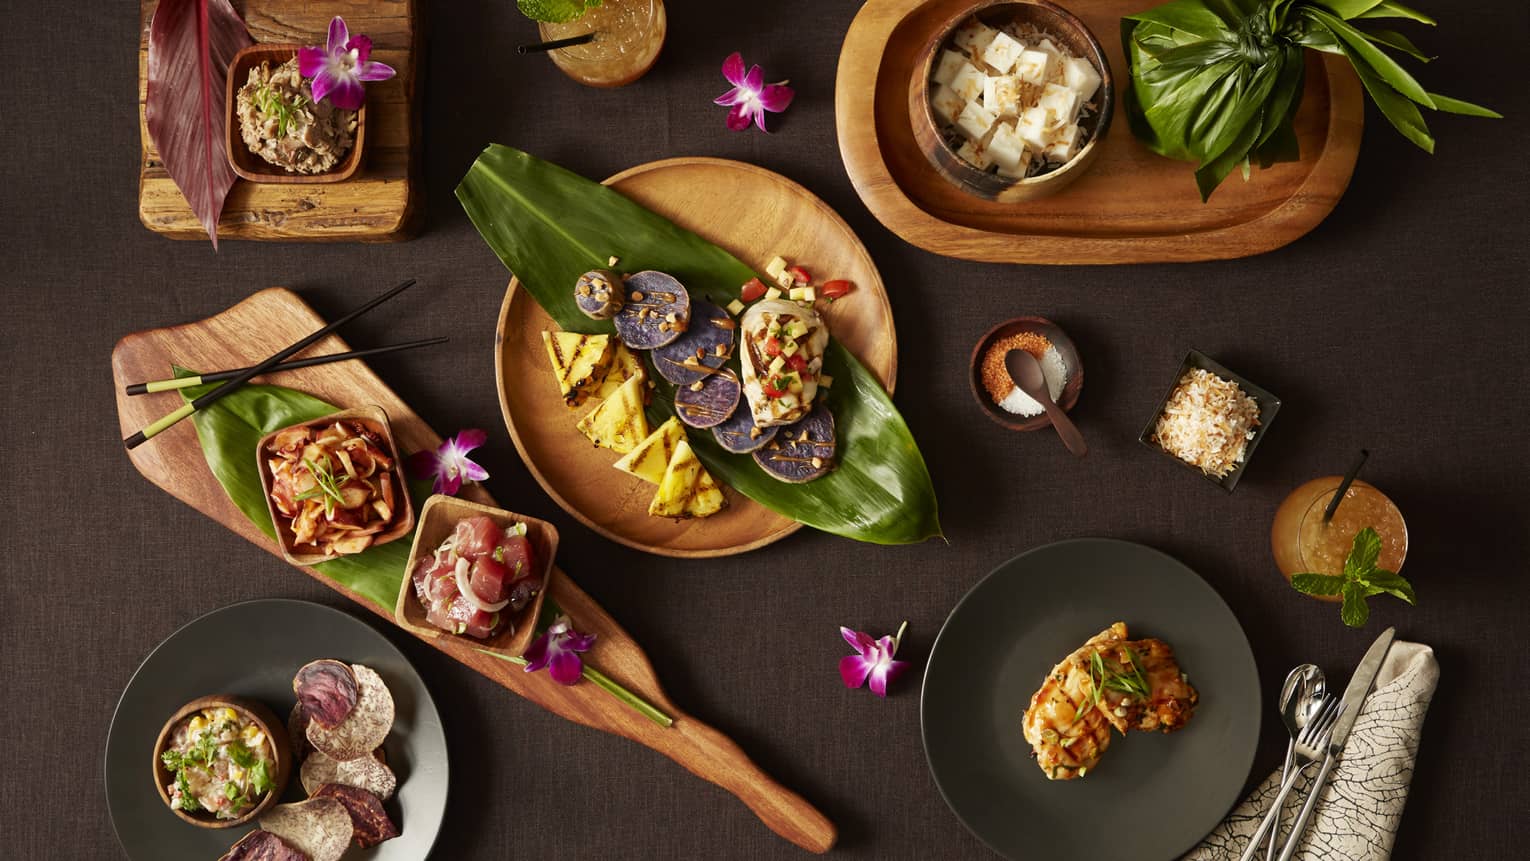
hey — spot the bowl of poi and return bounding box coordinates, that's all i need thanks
[970,316,1082,431]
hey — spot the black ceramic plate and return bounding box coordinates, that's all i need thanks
[922,539,1259,861]
[105,599,448,860]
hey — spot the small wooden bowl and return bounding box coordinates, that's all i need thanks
[256,405,415,565]
[970,316,1083,431]
[396,495,561,658]
[152,695,292,828]
[225,43,366,184]
[909,0,1114,203]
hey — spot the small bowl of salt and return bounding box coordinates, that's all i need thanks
[970,316,1082,432]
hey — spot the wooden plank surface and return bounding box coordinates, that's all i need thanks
[835,0,1365,264]
[111,287,836,853]
[138,0,422,242]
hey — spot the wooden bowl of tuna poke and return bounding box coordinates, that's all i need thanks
[396,495,560,658]
[152,695,292,829]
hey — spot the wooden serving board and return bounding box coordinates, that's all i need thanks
[137,0,422,242]
[111,288,836,854]
[835,0,1365,264]
[497,158,899,557]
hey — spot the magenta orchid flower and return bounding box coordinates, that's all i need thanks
[839,621,911,698]
[298,16,396,111]
[714,52,795,132]
[523,615,597,686]
[407,429,489,496]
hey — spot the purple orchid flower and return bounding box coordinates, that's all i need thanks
[839,622,911,698]
[714,52,795,132]
[523,615,597,686]
[298,16,396,111]
[407,429,489,496]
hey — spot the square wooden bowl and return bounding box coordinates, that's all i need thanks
[256,405,415,565]
[395,495,560,658]
[1138,350,1282,493]
[225,42,366,184]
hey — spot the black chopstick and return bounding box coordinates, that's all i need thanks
[124,336,448,396]
[123,279,418,450]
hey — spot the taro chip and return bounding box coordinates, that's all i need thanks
[306,664,395,762]
[293,659,358,730]
[652,300,735,385]
[260,797,354,861]
[712,401,778,454]
[754,404,837,483]
[288,703,311,762]
[219,830,308,861]
[312,783,400,849]
[613,271,691,349]
[301,747,398,801]
[675,369,742,429]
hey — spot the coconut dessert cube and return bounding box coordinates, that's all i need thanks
[948,61,987,103]
[931,83,965,124]
[982,75,1022,117]
[1062,56,1102,103]
[1014,49,1054,85]
[980,31,1026,74]
[986,121,1029,173]
[952,21,1000,58]
[1039,83,1080,124]
[997,145,1035,178]
[1046,123,1082,163]
[1037,38,1063,57]
[1016,105,1052,150]
[957,139,994,170]
[933,50,969,87]
[956,100,998,142]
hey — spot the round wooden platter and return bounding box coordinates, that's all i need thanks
[495,158,898,558]
[835,0,1365,264]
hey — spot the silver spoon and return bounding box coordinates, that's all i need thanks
[1005,350,1086,457]
[1267,665,1326,860]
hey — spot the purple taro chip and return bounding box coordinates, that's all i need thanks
[753,404,836,483]
[712,401,778,453]
[613,271,691,349]
[652,301,736,385]
[674,369,742,429]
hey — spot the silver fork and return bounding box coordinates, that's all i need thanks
[1236,695,1345,861]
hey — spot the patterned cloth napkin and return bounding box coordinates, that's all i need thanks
[1183,641,1439,861]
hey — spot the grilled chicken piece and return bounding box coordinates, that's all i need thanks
[1118,637,1198,732]
[1021,623,1124,780]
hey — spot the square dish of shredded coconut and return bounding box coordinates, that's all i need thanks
[1150,368,1261,478]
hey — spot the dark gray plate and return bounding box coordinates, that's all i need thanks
[922,539,1259,861]
[106,599,448,860]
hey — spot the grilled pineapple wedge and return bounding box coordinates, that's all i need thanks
[684,470,727,518]
[649,439,703,517]
[595,342,647,400]
[613,417,685,485]
[543,330,614,408]
[576,375,650,454]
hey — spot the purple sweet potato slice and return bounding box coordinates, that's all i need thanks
[613,271,690,349]
[652,300,736,385]
[574,269,624,320]
[292,660,357,730]
[305,664,394,762]
[300,748,397,801]
[675,369,742,429]
[219,830,309,861]
[259,798,352,861]
[753,404,836,483]
[312,784,400,849]
[712,401,778,453]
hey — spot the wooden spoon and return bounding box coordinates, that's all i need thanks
[1006,350,1087,457]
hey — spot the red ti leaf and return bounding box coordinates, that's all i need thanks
[145,0,253,248]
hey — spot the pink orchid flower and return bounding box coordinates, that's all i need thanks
[714,52,795,132]
[298,16,396,111]
[523,615,597,686]
[839,622,911,698]
[407,429,489,496]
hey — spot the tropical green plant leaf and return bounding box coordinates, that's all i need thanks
[1312,0,1385,19]
[1338,39,1436,151]
[1354,0,1435,24]
[1124,0,1240,38]
[1361,28,1432,62]
[1291,572,1347,595]
[454,145,941,546]
[1426,93,1503,118]
[1304,8,1434,106]
[176,370,423,610]
[1340,582,1371,627]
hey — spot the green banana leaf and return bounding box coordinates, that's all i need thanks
[455,145,941,546]
[177,371,422,610]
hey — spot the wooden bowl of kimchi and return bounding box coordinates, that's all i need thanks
[257,405,415,565]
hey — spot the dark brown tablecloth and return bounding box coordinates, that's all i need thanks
[2,1,1527,858]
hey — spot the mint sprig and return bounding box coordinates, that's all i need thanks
[518,0,603,24]
[1291,527,1416,627]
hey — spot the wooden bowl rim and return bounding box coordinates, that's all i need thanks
[910,0,1116,199]
[255,405,417,565]
[969,315,1084,431]
[225,42,366,185]
[394,494,560,657]
[151,694,292,829]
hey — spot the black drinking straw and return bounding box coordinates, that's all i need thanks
[518,33,596,54]
[1323,449,1371,522]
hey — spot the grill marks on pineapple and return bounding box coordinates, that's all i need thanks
[542,331,615,408]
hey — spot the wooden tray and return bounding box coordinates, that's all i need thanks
[112,288,835,853]
[835,0,1365,264]
[495,157,898,558]
[137,0,421,242]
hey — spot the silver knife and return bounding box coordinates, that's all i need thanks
[1275,627,1396,861]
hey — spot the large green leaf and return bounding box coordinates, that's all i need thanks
[177,372,420,610]
[455,146,941,546]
